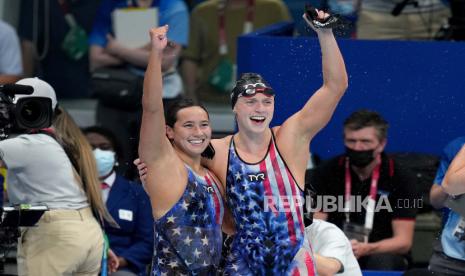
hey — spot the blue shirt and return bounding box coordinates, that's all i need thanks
[434,136,465,261]
[0,20,23,76]
[89,0,188,47]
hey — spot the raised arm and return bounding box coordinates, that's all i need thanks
[139,26,188,217]
[443,144,465,195]
[276,11,348,188]
[139,25,173,165]
[282,11,348,142]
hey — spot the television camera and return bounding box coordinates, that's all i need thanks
[0,83,54,140]
[0,205,47,274]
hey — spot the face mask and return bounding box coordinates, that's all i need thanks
[93,148,116,177]
[345,147,375,168]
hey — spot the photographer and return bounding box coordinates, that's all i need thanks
[0,78,115,275]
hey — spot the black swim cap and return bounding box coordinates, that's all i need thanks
[230,73,275,108]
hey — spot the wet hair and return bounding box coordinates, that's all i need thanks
[164,98,215,159]
[230,73,274,108]
[165,98,209,127]
[82,126,124,164]
[343,109,389,140]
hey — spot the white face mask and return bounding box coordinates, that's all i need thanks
[93,148,116,177]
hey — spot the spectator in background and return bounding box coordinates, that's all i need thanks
[18,0,100,98]
[310,109,420,270]
[443,140,465,196]
[0,19,23,84]
[431,137,465,273]
[306,219,362,276]
[181,0,291,105]
[356,0,449,40]
[405,137,465,275]
[89,0,189,178]
[83,126,153,276]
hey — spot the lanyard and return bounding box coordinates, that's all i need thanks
[344,157,380,230]
[57,0,79,28]
[217,0,255,55]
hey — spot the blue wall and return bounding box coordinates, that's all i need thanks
[237,29,465,159]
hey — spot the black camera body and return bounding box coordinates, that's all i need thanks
[0,84,54,139]
[0,205,47,273]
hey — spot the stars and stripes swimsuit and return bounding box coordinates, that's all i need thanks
[224,132,316,275]
[152,166,224,276]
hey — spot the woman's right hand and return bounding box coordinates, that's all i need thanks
[149,25,168,52]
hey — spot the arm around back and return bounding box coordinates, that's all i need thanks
[282,14,348,144]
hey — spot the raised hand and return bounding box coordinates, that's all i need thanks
[149,25,169,52]
[303,7,337,32]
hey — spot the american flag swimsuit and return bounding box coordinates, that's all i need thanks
[224,132,316,275]
[152,166,224,275]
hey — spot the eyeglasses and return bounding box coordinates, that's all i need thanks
[239,82,275,97]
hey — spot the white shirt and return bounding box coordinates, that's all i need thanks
[306,219,362,276]
[101,171,116,203]
[0,134,88,209]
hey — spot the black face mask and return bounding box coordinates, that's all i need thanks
[345,147,375,168]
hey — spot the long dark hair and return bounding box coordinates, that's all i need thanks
[165,98,209,127]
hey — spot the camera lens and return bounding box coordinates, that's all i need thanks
[14,97,53,130]
[20,100,42,122]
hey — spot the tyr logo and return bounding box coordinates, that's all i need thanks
[247,172,266,182]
